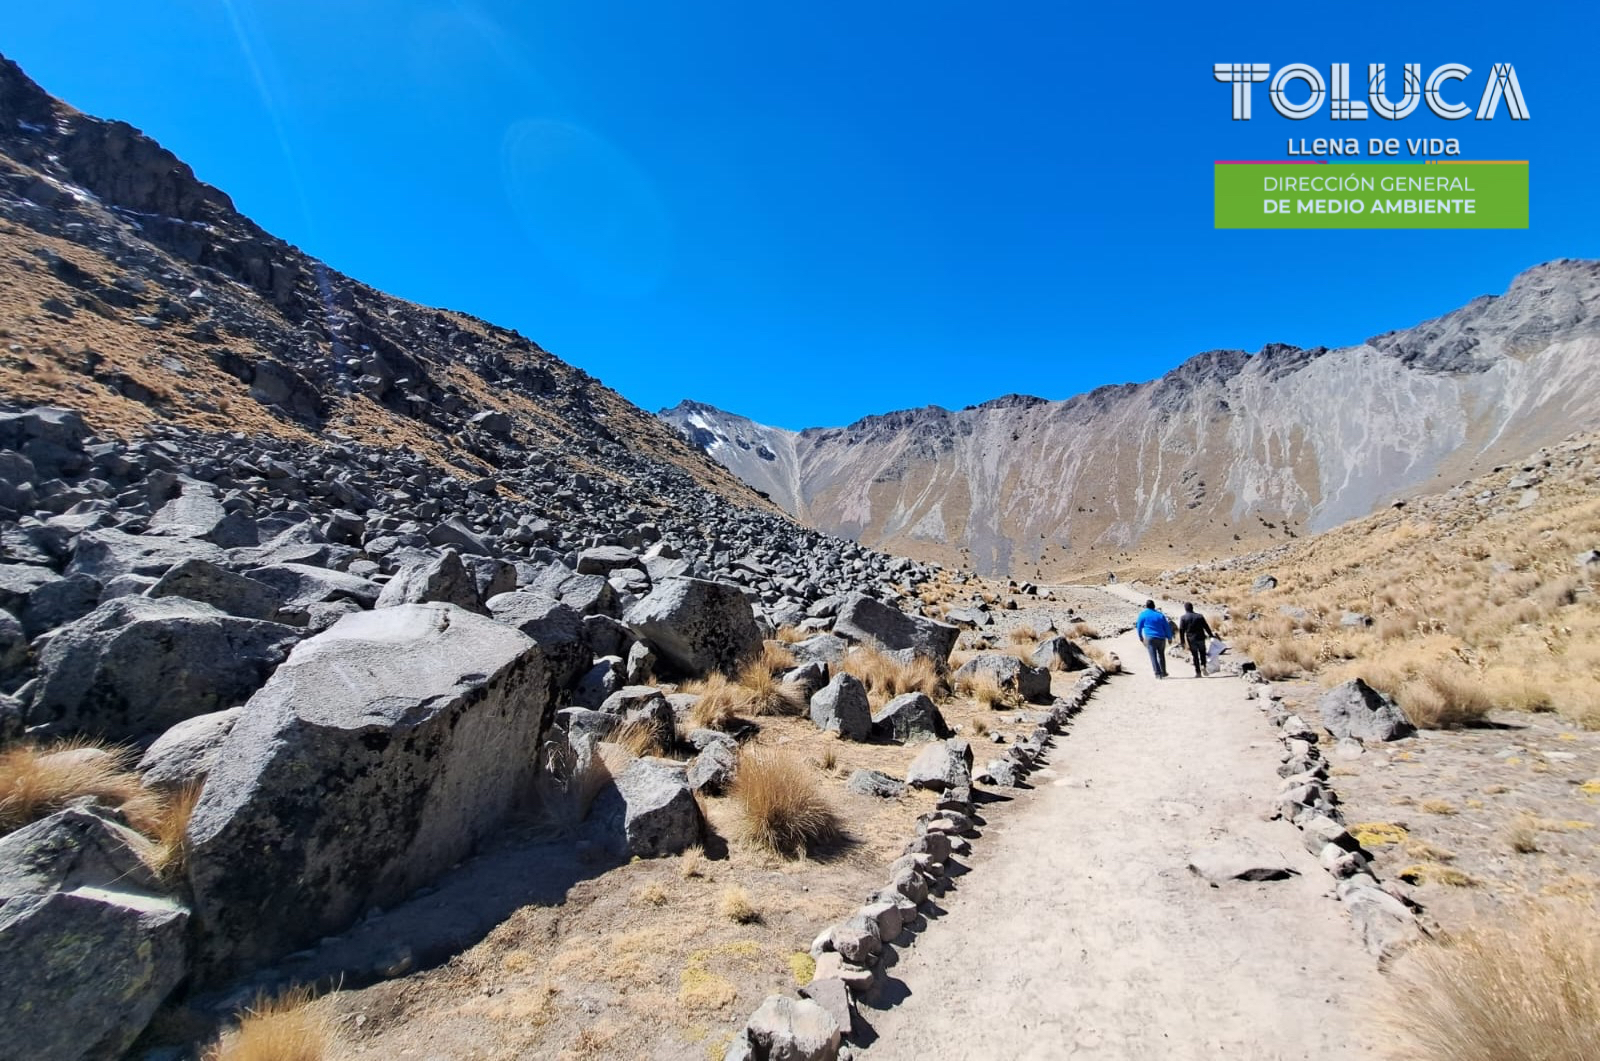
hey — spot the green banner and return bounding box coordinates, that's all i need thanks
[1214,162,1528,229]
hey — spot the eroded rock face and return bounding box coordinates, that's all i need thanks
[624,577,762,678]
[871,692,951,744]
[184,603,546,980]
[29,596,299,742]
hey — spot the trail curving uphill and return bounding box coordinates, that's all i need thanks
[858,590,1384,1060]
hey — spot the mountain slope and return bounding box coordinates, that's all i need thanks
[663,261,1600,578]
[0,53,772,516]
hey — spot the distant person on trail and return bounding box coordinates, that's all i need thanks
[1176,602,1215,678]
[1135,599,1172,679]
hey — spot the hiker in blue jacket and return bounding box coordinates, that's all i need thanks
[1135,599,1173,679]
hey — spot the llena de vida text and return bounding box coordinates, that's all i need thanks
[1214,61,1529,157]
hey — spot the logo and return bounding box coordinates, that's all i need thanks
[1214,63,1529,122]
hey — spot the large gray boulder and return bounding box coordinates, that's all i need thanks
[0,808,190,1061]
[147,482,257,547]
[244,562,382,610]
[623,577,762,678]
[833,593,957,667]
[145,558,286,622]
[375,549,485,614]
[954,653,1051,703]
[740,995,841,1061]
[1318,679,1415,741]
[184,604,547,979]
[576,545,640,576]
[808,673,872,741]
[29,597,299,742]
[136,708,243,793]
[67,527,224,583]
[486,590,590,698]
[590,757,701,857]
[871,692,951,744]
[1030,635,1089,672]
[906,738,973,792]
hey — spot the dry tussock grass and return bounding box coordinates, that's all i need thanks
[1188,457,1600,728]
[1006,625,1039,644]
[0,740,160,836]
[837,647,945,710]
[204,987,333,1061]
[733,660,807,717]
[953,671,1016,710]
[773,625,808,644]
[727,749,842,858]
[717,885,761,924]
[1381,901,1600,1061]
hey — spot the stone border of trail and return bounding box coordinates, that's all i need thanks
[1248,675,1429,962]
[719,666,1110,1061]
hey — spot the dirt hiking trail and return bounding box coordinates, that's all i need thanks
[859,589,1385,1060]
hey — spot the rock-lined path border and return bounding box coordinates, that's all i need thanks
[720,667,1109,1060]
[1248,676,1428,961]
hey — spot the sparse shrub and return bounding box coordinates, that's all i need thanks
[0,740,157,837]
[718,885,760,924]
[734,660,806,717]
[1421,799,1458,816]
[954,671,1014,710]
[633,881,670,906]
[818,744,838,772]
[683,674,743,731]
[838,646,944,709]
[1400,664,1494,728]
[140,782,203,883]
[679,845,706,879]
[773,625,807,644]
[728,749,842,858]
[1006,625,1039,645]
[1382,901,1600,1061]
[754,641,797,674]
[969,716,990,737]
[537,736,614,827]
[1507,815,1542,854]
[203,987,332,1061]
[607,719,666,759]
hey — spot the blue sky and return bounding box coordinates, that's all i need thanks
[6,2,1595,428]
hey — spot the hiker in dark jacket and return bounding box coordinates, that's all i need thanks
[1176,602,1215,678]
[1135,599,1173,679]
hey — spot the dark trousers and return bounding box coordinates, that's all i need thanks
[1144,637,1168,677]
[1184,637,1207,675]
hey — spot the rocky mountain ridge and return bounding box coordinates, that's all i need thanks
[662,258,1600,577]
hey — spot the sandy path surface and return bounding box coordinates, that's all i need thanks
[858,595,1385,1060]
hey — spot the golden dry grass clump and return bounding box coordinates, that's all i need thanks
[203,988,334,1061]
[0,740,160,836]
[1382,901,1600,1061]
[837,646,945,710]
[953,671,1015,710]
[727,748,842,858]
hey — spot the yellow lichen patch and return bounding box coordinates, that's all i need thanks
[1352,822,1409,846]
[678,965,738,1012]
[1578,779,1600,795]
[788,952,816,986]
[678,942,765,1013]
[1399,863,1479,887]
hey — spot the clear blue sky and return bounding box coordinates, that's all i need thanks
[6,2,1595,428]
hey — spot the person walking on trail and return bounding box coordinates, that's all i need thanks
[1135,599,1173,679]
[1176,602,1215,678]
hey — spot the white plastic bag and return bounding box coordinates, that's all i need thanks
[1206,637,1225,675]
